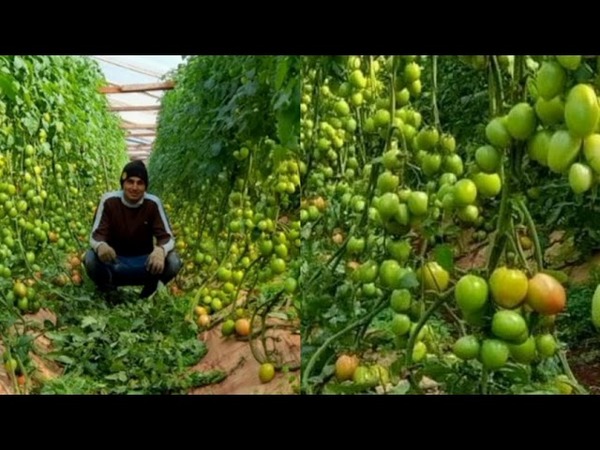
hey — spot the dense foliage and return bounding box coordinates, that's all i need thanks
[147,56,302,379]
[300,55,599,395]
[0,55,130,392]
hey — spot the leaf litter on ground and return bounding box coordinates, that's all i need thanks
[39,285,225,394]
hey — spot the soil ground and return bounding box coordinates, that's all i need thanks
[568,345,600,395]
[191,324,300,394]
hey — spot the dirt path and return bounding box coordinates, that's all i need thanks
[568,344,600,395]
[191,325,300,394]
[0,308,63,394]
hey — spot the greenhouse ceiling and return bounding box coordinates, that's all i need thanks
[88,55,185,162]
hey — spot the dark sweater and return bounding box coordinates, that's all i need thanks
[90,191,175,257]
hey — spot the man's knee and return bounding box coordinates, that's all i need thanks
[163,251,183,282]
[84,249,99,274]
[83,249,111,286]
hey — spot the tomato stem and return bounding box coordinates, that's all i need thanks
[383,62,397,155]
[226,256,265,320]
[556,348,587,395]
[389,56,397,136]
[303,229,352,291]
[507,220,531,276]
[301,297,388,394]
[300,64,324,195]
[404,287,454,392]
[513,142,525,180]
[514,197,544,272]
[431,56,441,131]
[12,217,34,276]
[513,55,526,102]
[249,291,284,366]
[487,161,509,273]
[240,141,253,201]
[99,151,111,193]
[489,56,505,113]
[0,342,19,394]
[480,368,489,395]
[443,303,466,337]
[195,190,213,242]
[355,108,368,167]
[488,63,497,117]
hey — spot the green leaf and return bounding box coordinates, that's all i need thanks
[574,62,594,84]
[276,108,298,149]
[105,371,128,382]
[87,331,103,339]
[184,370,227,389]
[110,360,127,372]
[21,114,39,135]
[272,144,289,168]
[54,354,76,365]
[210,141,222,157]
[203,77,215,90]
[547,203,566,227]
[389,356,406,375]
[13,56,26,72]
[434,244,454,273]
[421,360,457,378]
[323,382,370,394]
[505,55,515,79]
[81,316,98,328]
[268,312,289,321]
[0,72,16,100]
[273,91,290,111]
[275,58,290,90]
[17,334,34,347]
[387,380,411,394]
[131,318,146,330]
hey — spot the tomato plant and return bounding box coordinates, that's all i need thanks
[0,56,129,393]
[146,56,302,376]
[300,55,589,396]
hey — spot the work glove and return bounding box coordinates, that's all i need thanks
[97,242,117,263]
[146,246,166,275]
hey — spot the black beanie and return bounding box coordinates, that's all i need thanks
[120,160,149,187]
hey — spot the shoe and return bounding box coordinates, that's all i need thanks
[139,279,159,299]
[98,286,120,305]
[104,290,121,305]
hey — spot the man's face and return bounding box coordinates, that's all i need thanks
[123,176,146,203]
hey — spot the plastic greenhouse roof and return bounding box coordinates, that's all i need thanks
[88,55,185,162]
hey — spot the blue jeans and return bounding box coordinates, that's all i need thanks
[84,249,182,289]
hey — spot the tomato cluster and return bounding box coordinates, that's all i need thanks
[452,268,565,370]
